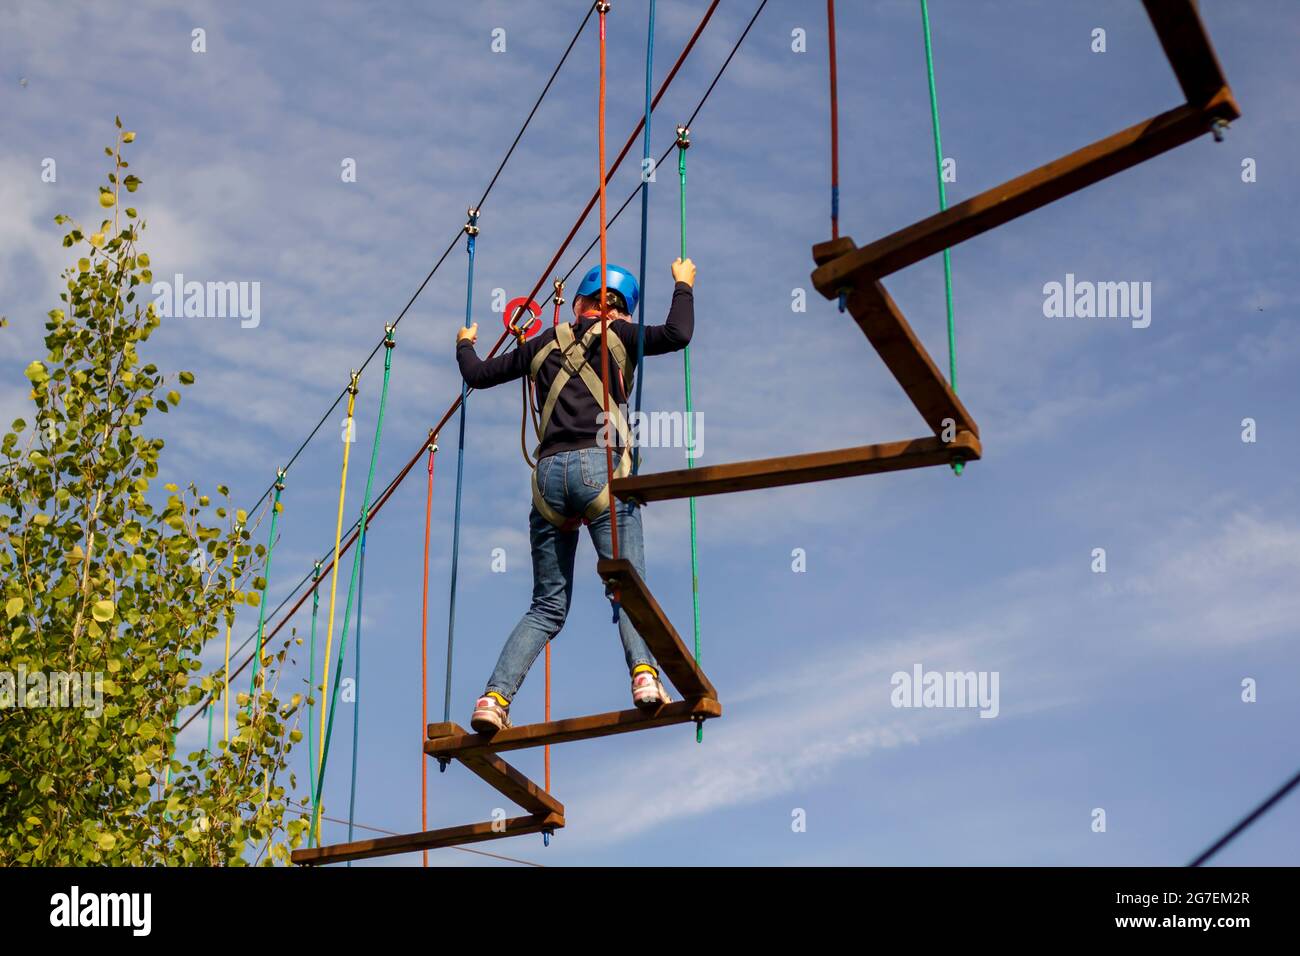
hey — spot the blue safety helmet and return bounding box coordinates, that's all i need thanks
[575,263,639,317]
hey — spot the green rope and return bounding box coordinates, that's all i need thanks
[920,0,963,476]
[311,327,397,847]
[677,131,704,744]
[247,473,286,713]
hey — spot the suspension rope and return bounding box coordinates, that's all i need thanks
[444,209,479,734]
[676,125,704,744]
[247,469,285,715]
[205,703,212,753]
[419,438,438,866]
[1190,765,1300,866]
[919,0,962,476]
[632,0,657,475]
[827,0,840,241]
[306,560,322,807]
[346,526,368,863]
[312,327,397,847]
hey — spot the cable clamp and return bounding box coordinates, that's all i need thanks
[464,206,481,236]
[676,124,691,149]
[348,369,360,395]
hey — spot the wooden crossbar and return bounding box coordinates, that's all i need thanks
[613,433,979,504]
[426,698,722,759]
[596,559,717,700]
[1143,0,1229,104]
[290,812,564,866]
[811,91,1238,294]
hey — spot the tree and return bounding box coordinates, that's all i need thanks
[0,118,307,865]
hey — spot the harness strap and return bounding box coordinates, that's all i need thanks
[529,322,633,529]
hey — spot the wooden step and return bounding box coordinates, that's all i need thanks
[291,812,563,866]
[613,433,979,504]
[426,698,721,759]
[596,559,717,700]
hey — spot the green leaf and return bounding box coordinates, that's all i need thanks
[91,599,116,622]
[4,597,22,620]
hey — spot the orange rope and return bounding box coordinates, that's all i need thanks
[419,439,438,866]
[597,2,619,565]
[544,641,552,791]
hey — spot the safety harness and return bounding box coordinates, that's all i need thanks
[526,319,634,530]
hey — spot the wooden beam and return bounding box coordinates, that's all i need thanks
[1143,0,1229,105]
[291,813,563,866]
[426,698,722,759]
[846,275,978,437]
[596,559,717,700]
[612,433,980,504]
[811,90,1239,292]
[459,750,566,817]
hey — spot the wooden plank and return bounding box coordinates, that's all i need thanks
[459,750,565,818]
[613,433,980,504]
[291,812,563,866]
[596,559,717,700]
[846,275,978,437]
[1143,0,1229,105]
[426,698,722,759]
[811,91,1239,292]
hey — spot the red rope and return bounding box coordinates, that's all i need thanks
[419,443,437,865]
[544,641,551,791]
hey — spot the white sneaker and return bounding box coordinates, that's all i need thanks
[471,694,512,733]
[631,669,672,710]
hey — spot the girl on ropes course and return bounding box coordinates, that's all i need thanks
[454,256,696,733]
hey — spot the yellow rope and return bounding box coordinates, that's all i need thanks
[319,373,359,765]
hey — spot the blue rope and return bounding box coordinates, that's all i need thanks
[631,0,656,475]
[345,527,367,865]
[444,211,478,738]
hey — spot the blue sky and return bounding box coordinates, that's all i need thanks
[4,0,1299,866]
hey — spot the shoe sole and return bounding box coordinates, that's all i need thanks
[471,712,506,734]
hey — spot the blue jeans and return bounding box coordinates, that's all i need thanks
[485,447,659,702]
